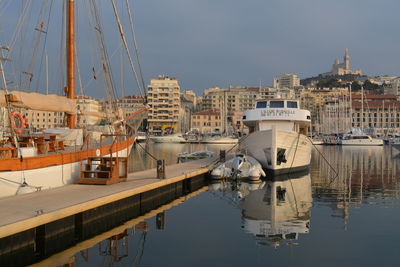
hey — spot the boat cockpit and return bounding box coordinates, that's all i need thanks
[255,100,299,109]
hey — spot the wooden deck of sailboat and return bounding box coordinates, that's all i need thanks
[0,156,219,239]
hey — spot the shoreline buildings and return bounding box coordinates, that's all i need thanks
[147,75,181,135]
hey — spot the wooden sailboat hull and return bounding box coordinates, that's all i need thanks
[0,137,135,198]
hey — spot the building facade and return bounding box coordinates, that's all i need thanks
[201,86,260,133]
[273,74,300,89]
[77,95,103,127]
[147,75,181,135]
[114,95,146,118]
[191,109,221,134]
[351,94,400,136]
[23,110,65,129]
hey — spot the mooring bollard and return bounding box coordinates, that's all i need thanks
[220,150,226,162]
[157,159,165,179]
[156,211,165,230]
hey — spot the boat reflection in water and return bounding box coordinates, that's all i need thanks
[209,173,312,248]
[240,174,312,247]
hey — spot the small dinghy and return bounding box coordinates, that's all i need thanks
[177,150,214,163]
[211,154,266,180]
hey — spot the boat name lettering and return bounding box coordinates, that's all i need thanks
[260,110,295,117]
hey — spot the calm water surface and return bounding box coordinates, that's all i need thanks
[42,144,400,267]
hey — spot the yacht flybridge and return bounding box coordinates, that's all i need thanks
[241,99,312,175]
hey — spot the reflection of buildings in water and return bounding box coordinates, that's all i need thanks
[312,146,400,191]
[129,143,235,172]
[239,174,312,247]
[311,146,400,227]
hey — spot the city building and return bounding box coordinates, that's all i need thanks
[180,93,196,134]
[300,88,350,134]
[323,48,363,76]
[191,109,221,134]
[351,94,400,136]
[77,95,103,127]
[260,87,296,99]
[273,74,300,89]
[114,95,146,118]
[23,110,65,129]
[147,75,181,135]
[201,86,260,132]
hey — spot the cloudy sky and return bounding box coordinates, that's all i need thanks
[2,0,400,97]
[133,0,400,93]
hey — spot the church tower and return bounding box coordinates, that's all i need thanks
[344,48,350,70]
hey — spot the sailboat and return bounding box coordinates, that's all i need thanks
[340,87,383,146]
[0,1,145,198]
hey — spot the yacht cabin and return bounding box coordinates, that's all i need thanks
[243,99,311,134]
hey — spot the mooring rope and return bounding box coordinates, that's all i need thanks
[0,175,41,190]
[135,141,158,161]
[306,136,339,183]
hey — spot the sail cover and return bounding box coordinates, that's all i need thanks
[0,91,77,114]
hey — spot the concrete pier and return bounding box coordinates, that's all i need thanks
[0,157,218,265]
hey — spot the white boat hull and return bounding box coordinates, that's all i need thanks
[0,144,133,199]
[200,137,238,144]
[340,139,383,146]
[241,128,311,174]
[150,136,186,143]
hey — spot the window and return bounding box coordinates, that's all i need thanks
[287,101,298,108]
[256,101,267,108]
[270,101,284,108]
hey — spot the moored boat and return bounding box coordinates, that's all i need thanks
[241,99,312,175]
[177,150,214,163]
[210,154,266,180]
[150,133,187,143]
[0,1,145,198]
[340,134,383,146]
[200,134,238,144]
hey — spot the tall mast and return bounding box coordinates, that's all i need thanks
[67,0,76,128]
[361,86,364,132]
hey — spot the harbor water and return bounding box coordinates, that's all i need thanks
[18,144,400,266]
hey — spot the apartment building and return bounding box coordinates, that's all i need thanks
[259,87,296,99]
[201,86,260,132]
[273,74,300,89]
[115,95,146,118]
[147,75,181,135]
[23,110,65,129]
[351,94,400,136]
[191,109,221,134]
[77,95,103,127]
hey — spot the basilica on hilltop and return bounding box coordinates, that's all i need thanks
[322,48,363,76]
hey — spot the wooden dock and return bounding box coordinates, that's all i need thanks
[0,157,218,239]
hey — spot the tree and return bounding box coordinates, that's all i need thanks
[351,81,361,91]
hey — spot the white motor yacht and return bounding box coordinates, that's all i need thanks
[150,133,187,143]
[241,99,312,175]
[200,134,238,144]
[136,131,148,143]
[340,134,383,146]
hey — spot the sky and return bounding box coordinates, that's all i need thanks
[2,0,400,98]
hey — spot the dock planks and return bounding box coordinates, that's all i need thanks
[0,157,218,239]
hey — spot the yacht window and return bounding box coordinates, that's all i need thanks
[287,101,298,108]
[270,101,284,108]
[256,101,267,108]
